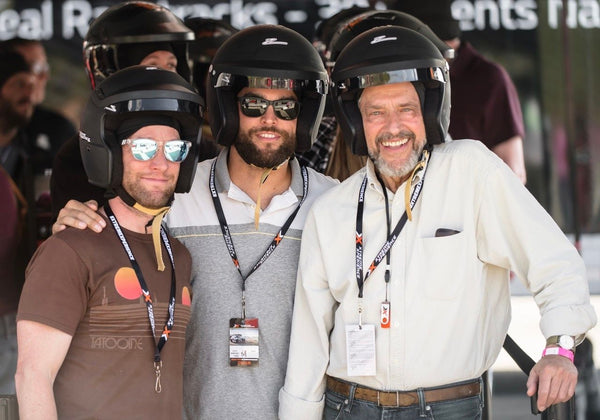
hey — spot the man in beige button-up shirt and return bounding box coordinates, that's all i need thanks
[279,26,596,420]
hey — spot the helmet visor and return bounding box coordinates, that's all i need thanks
[215,73,328,95]
[335,66,446,92]
[108,97,201,114]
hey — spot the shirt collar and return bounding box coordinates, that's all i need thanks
[215,147,304,199]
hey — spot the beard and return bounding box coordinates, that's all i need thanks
[234,125,296,168]
[369,130,425,181]
[121,175,176,209]
[0,97,33,128]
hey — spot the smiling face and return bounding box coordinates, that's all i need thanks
[234,87,297,168]
[121,125,181,209]
[359,82,427,190]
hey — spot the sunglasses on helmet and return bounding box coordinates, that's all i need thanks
[238,96,301,120]
[121,138,192,163]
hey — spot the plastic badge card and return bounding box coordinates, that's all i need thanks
[345,324,376,376]
[229,318,259,366]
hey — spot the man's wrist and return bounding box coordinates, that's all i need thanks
[545,335,576,352]
[542,346,575,362]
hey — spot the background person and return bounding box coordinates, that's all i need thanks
[1,38,76,150]
[16,65,203,419]
[0,166,21,395]
[183,17,238,150]
[279,26,596,419]
[393,0,527,183]
[50,1,220,220]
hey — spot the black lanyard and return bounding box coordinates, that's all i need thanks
[105,204,176,393]
[209,159,308,316]
[355,154,429,298]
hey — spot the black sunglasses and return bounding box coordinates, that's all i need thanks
[238,96,301,120]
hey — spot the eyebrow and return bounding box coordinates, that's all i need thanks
[362,100,419,109]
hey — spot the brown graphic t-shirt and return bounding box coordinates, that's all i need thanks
[18,217,192,419]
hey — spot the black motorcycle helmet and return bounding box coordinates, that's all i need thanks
[83,1,194,89]
[79,65,204,205]
[312,6,372,69]
[184,17,238,98]
[331,26,450,155]
[206,24,328,153]
[327,10,454,65]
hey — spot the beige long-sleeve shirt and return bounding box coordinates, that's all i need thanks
[279,140,596,419]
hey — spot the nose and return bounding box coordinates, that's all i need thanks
[382,109,408,132]
[260,104,278,125]
[149,144,171,170]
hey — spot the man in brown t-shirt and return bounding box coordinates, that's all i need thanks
[15,66,203,419]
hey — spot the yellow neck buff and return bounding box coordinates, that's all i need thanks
[133,203,171,271]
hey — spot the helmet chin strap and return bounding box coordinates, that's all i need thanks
[114,186,172,272]
[250,159,289,231]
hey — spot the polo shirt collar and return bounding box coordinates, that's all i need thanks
[214,147,304,199]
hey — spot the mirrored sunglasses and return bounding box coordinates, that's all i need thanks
[238,96,301,120]
[121,138,192,163]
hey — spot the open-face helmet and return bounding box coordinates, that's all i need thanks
[327,9,454,65]
[331,26,450,155]
[83,1,194,89]
[184,17,238,97]
[206,24,328,153]
[79,65,204,206]
[312,6,371,69]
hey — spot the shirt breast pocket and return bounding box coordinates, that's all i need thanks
[419,231,467,300]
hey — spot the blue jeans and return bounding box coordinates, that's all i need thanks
[323,379,484,420]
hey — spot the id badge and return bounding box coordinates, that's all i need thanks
[229,318,259,367]
[345,324,376,376]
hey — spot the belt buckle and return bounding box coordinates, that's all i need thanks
[377,390,401,407]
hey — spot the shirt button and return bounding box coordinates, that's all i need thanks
[394,322,400,328]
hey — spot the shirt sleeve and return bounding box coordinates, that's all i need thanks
[279,206,336,420]
[18,236,89,335]
[475,154,596,338]
[483,64,525,147]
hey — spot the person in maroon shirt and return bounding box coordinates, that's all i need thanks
[393,0,527,184]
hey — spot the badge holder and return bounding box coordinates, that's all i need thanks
[229,294,259,366]
[346,301,376,376]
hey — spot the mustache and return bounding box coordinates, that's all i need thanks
[248,126,288,137]
[375,130,416,144]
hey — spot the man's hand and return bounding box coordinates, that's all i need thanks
[526,355,577,412]
[52,200,106,234]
